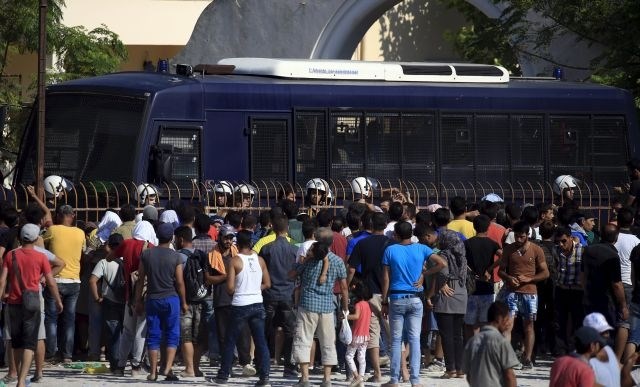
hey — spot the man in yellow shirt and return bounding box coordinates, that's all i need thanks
[447,196,476,239]
[42,204,86,363]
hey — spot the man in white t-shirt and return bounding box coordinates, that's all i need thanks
[89,233,125,371]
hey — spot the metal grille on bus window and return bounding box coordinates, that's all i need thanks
[365,113,401,180]
[440,115,473,182]
[591,116,628,183]
[250,119,288,181]
[330,113,364,179]
[511,115,544,182]
[402,114,436,181]
[295,111,327,184]
[475,114,510,182]
[549,116,591,180]
[159,128,201,190]
[43,93,144,182]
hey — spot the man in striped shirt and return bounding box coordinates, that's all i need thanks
[554,227,585,354]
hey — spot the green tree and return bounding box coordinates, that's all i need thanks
[440,0,640,106]
[0,0,127,154]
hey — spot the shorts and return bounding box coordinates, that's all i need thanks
[628,303,640,345]
[180,302,207,344]
[503,292,537,321]
[464,294,495,325]
[146,296,180,350]
[292,308,337,365]
[4,294,45,341]
[8,304,40,351]
[368,294,383,349]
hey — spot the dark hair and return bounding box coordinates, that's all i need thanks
[346,211,362,231]
[472,214,491,233]
[512,221,530,235]
[309,241,329,261]
[554,226,572,239]
[450,196,467,217]
[316,209,332,227]
[602,224,620,244]
[351,278,373,302]
[617,207,634,228]
[302,219,317,239]
[24,203,45,225]
[415,210,431,227]
[361,211,373,231]
[394,221,413,240]
[433,208,451,227]
[537,203,553,219]
[538,221,556,240]
[505,203,522,222]
[178,205,196,225]
[280,199,299,220]
[297,213,310,222]
[194,213,211,234]
[388,202,404,222]
[413,223,436,240]
[627,158,640,171]
[226,211,243,229]
[347,202,367,217]
[236,230,253,249]
[479,201,499,220]
[331,215,344,232]
[174,225,193,242]
[556,206,576,227]
[269,206,283,221]
[278,185,295,201]
[372,212,388,231]
[259,211,271,228]
[241,214,258,230]
[119,204,136,222]
[403,203,417,220]
[107,233,124,248]
[487,301,510,323]
[271,214,289,233]
[521,206,539,225]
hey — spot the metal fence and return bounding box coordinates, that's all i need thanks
[3,179,621,223]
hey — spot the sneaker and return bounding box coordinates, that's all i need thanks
[521,359,533,370]
[349,376,364,387]
[205,375,228,385]
[112,367,125,377]
[513,362,524,370]
[283,368,300,378]
[241,364,257,377]
[425,360,445,372]
[131,366,145,377]
[379,355,390,367]
[255,378,271,387]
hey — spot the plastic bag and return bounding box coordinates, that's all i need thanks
[338,310,352,345]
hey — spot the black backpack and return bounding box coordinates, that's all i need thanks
[107,258,126,301]
[182,249,208,302]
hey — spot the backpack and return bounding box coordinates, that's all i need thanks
[107,258,126,301]
[182,249,208,302]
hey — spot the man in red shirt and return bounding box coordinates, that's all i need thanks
[0,224,62,387]
[550,326,603,387]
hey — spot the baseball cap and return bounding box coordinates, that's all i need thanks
[583,312,614,333]
[20,223,40,243]
[574,326,607,347]
[142,205,158,222]
[56,204,74,216]
[210,215,224,225]
[219,224,236,238]
[156,223,174,241]
[481,193,504,203]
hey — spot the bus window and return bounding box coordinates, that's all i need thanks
[476,114,510,182]
[440,114,473,181]
[158,127,202,190]
[366,113,401,180]
[511,115,545,181]
[402,114,436,182]
[330,113,363,179]
[250,118,289,181]
[295,111,327,183]
[591,116,628,182]
[549,116,591,179]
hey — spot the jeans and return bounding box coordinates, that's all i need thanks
[88,298,103,357]
[201,297,219,358]
[102,299,124,369]
[44,282,80,359]
[264,299,296,369]
[215,306,251,365]
[216,303,270,381]
[555,287,584,353]
[389,297,422,385]
[117,302,147,368]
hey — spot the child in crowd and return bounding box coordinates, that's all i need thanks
[345,278,372,387]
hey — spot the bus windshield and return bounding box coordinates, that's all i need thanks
[20,92,146,183]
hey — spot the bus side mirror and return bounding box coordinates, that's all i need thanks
[148,144,173,185]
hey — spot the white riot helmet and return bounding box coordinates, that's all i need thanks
[43,175,72,198]
[553,175,578,195]
[214,180,234,195]
[136,183,159,205]
[306,178,333,204]
[351,176,376,198]
[235,183,256,196]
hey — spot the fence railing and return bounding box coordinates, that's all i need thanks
[4,179,621,223]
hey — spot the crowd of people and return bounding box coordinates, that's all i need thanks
[2,165,640,387]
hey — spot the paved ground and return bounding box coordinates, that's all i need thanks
[3,361,552,386]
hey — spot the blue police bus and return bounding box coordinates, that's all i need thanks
[14,58,639,190]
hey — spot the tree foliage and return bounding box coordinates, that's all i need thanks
[0,0,127,154]
[440,0,640,105]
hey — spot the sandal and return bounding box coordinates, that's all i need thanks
[147,374,158,382]
[455,372,466,378]
[165,372,179,382]
[440,372,455,379]
[2,375,17,383]
[31,374,44,383]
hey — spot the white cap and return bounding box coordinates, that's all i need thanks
[583,312,614,333]
[482,193,504,203]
